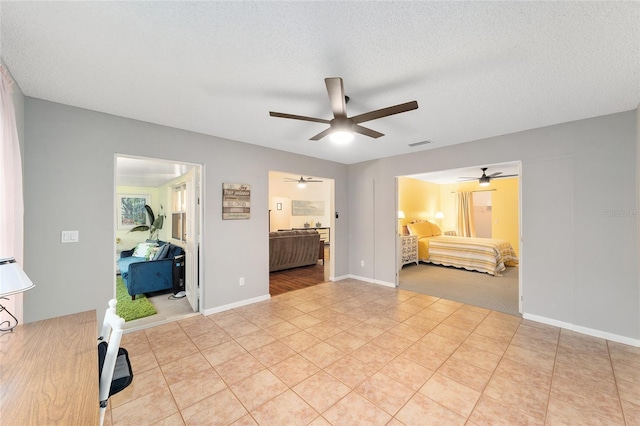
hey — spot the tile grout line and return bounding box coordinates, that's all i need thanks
[543,322,562,425]
[606,340,628,425]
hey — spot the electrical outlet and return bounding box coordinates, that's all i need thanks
[360,260,365,267]
[239,277,244,286]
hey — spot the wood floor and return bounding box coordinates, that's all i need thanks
[269,245,330,296]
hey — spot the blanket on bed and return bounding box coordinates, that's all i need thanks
[417,235,518,276]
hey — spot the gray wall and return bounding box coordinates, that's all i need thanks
[22,98,348,322]
[14,90,640,342]
[347,111,639,341]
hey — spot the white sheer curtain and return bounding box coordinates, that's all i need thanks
[0,65,25,320]
[456,191,476,237]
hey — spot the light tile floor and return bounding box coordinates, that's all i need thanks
[108,279,640,425]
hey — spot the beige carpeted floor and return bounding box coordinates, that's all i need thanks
[399,262,520,316]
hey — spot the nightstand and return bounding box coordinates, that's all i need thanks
[399,235,418,269]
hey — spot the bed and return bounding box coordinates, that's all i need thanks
[407,222,518,276]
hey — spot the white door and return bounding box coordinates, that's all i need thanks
[185,169,199,312]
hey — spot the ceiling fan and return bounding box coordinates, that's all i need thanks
[284,176,323,188]
[269,77,418,143]
[458,167,518,187]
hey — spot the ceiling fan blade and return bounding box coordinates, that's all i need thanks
[458,177,479,180]
[325,77,347,118]
[309,127,333,141]
[487,172,503,178]
[353,124,384,139]
[492,174,519,179]
[351,100,418,124]
[269,111,330,124]
[306,180,323,182]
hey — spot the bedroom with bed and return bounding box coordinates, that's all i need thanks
[397,164,521,315]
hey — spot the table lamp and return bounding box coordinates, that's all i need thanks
[0,258,35,332]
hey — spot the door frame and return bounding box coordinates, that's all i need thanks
[395,163,523,315]
[114,154,204,320]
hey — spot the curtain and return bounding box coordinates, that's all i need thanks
[0,64,25,319]
[456,191,476,237]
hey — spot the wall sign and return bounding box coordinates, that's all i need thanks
[222,183,251,220]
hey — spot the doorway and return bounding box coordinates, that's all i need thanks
[268,170,335,295]
[396,162,522,316]
[115,155,203,330]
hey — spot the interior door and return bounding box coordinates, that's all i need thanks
[185,168,199,312]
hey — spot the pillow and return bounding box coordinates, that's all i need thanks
[407,222,433,238]
[430,222,442,236]
[153,243,170,260]
[146,246,160,260]
[132,242,156,258]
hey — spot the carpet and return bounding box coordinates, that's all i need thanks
[116,276,157,321]
[399,263,520,316]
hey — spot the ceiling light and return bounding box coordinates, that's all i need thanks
[297,181,306,188]
[479,176,491,186]
[329,117,354,144]
[330,130,354,144]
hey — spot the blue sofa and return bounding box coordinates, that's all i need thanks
[118,241,184,300]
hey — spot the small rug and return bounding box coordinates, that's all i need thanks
[116,276,158,321]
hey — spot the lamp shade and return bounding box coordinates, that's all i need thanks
[398,211,406,219]
[0,258,35,297]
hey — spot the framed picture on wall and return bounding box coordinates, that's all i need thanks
[292,200,325,216]
[117,194,150,230]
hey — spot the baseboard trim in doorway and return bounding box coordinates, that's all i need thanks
[203,294,271,316]
[123,312,201,334]
[345,274,395,288]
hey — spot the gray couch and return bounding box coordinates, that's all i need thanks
[269,229,320,272]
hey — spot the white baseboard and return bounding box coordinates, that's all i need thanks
[523,313,640,347]
[344,274,396,288]
[203,294,271,316]
[333,274,350,281]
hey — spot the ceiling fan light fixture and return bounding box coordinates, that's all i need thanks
[330,130,354,144]
[479,177,491,186]
[297,181,307,188]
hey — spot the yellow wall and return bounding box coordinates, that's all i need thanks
[397,177,441,233]
[398,177,519,255]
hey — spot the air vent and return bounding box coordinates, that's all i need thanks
[408,140,432,147]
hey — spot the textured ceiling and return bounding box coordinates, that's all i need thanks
[1,1,638,165]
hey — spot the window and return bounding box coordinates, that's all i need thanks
[172,184,187,242]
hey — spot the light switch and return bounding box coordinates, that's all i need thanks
[61,230,79,243]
